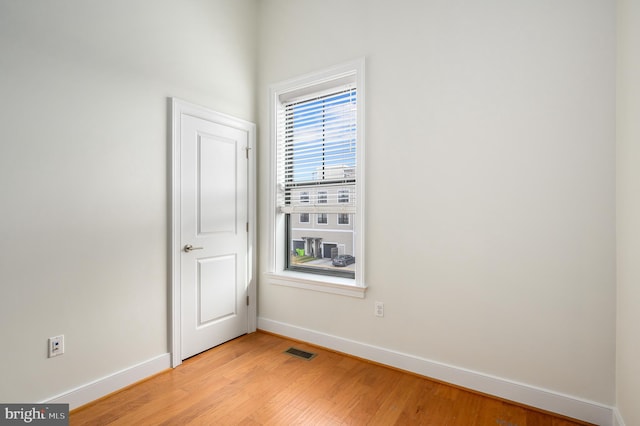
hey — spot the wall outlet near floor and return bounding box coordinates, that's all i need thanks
[375,301,384,317]
[48,335,64,358]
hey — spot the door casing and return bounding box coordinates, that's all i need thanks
[170,98,257,367]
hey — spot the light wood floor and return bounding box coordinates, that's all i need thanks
[70,331,592,425]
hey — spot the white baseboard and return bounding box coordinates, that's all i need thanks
[613,408,626,426]
[258,317,614,426]
[43,353,171,410]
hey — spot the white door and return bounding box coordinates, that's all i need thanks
[172,100,255,362]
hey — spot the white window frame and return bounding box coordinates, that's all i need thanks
[338,189,350,204]
[317,191,328,205]
[266,59,366,298]
[317,213,329,225]
[337,213,350,226]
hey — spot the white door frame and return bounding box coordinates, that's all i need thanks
[170,98,257,368]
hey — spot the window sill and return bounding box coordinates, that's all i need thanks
[264,271,367,298]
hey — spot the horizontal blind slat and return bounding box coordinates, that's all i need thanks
[280,205,356,214]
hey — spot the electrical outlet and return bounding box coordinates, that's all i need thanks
[375,301,384,317]
[48,335,64,358]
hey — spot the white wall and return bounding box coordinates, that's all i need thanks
[0,0,623,417]
[616,0,640,424]
[257,0,616,406]
[0,0,257,403]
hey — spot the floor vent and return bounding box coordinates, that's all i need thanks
[284,347,317,360]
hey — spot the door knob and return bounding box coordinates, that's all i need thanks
[184,244,203,253]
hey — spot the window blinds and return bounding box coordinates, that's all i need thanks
[277,86,357,214]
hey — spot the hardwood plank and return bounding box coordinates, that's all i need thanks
[70,331,594,426]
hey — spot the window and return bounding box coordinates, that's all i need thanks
[268,59,365,297]
[282,88,355,277]
[317,213,328,225]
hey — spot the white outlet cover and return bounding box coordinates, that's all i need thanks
[48,335,64,358]
[375,302,384,317]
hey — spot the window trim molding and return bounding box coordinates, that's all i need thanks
[264,271,366,298]
[316,213,329,225]
[317,191,328,205]
[337,213,350,226]
[338,189,350,204]
[267,58,366,297]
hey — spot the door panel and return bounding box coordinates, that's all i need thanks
[198,255,237,325]
[198,133,237,234]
